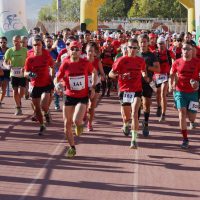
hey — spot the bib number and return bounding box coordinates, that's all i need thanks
[123,92,135,103]
[69,75,85,91]
[188,101,199,112]
[88,75,92,88]
[156,74,168,84]
[11,67,23,77]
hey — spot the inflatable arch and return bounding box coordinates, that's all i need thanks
[80,0,196,33]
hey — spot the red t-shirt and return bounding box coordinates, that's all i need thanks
[57,48,68,62]
[112,40,121,51]
[112,56,146,92]
[148,45,157,52]
[27,48,34,57]
[92,58,99,71]
[24,49,54,87]
[101,45,115,67]
[57,58,93,98]
[169,45,182,59]
[172,58,200,92]
[154,49,175,74]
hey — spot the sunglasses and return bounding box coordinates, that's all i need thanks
[0,42,7,44]
[70,47,80,51]
[128,46,138,49]
[182,48,192,51]
[66,43,70,46]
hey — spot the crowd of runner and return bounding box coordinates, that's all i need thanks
[0,26,200,158]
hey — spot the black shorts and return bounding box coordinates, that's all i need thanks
[0,70,10,81]
[49,80,55,90]
[11,77,26,88]
[142,82,153,98]
[119,91,142,106]
[64,95,89,106]
[30,85,52,98]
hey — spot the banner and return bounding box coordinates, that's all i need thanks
[195,0,200,42]
[0,0,28,47]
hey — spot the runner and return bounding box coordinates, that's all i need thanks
[169,41,200,148]
[24,35,54,135]
[86,41,105,131]
[154,36,175,122]
[0,36,9,108]
[109,38,147,148]
[169,37,183,59]
[101,37,116,97]
[148,33,157,52]
[3,35,27,115]
[55,36,76,110]
[138,34,160,136]
[21,36,32,50]
[54,41,97,158]
[21,36,32,100]
[44,35,59,111]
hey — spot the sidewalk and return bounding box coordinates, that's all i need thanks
[0,94,200,200]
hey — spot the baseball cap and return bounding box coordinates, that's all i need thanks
[157,37,166,44]
[69,41,82,49]
[172,33,177,39]
[106,37,112,42]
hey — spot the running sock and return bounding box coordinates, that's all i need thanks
[144,112,150,124]
[124,121,129,126]
[131,130,138,141]
[181,130,188,140]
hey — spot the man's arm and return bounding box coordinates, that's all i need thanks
[109,69,118,79]
[168,68,176,93]
[148,61,160,73]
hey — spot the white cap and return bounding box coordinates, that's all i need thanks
[172,33,177,39]
[157,37,166,44]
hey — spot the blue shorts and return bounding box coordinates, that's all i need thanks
[173,91,199,113]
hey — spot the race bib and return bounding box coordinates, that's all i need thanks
[88,75,92,88]
[11,67,23,77]
[69,75,85,90]
[155,74,168,84]
[96,75,101,84]
[188,101,199,112]
[123,92,135,103]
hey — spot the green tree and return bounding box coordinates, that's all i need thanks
[99,0,126,21]
[38,5,56,21]
[38,0,80,21]
[128,0,187,19]
[38,0,187,22]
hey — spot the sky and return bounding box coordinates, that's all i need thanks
[26,0,52,19]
